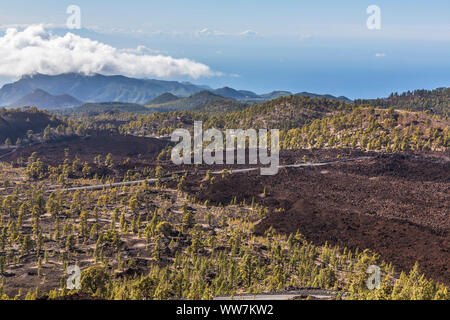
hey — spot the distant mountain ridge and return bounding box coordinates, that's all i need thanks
[213,87,259,100]
[296,92,353,103]
[147,92,180,105]
[8,89,83,109]
[65,91,248,115]
[146,90,243,112]
[0,73,211,106]
[0,73,353,108]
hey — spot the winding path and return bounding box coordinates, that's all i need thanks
[48,156,373,193]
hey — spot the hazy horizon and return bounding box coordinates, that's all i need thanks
[0,0,449,99]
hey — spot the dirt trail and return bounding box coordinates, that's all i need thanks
[50,156,373,192]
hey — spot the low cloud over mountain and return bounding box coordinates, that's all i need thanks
[0,25,216,79]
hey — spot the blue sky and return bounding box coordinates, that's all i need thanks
[0,0,449,99]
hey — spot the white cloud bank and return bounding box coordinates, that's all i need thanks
[0,25,216,79]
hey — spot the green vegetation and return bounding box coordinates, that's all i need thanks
[0,166,447,300]
[281,107,449,152]
[0,107,84,143]
[355,88,450,116]
[146,91,247,113]
[0,90,448,300]
[68,102,154,116]
[112,97,449,153]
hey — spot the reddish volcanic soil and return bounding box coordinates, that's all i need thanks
[4,137,449,285]
[5,134,169,165]
[190,152,450,285]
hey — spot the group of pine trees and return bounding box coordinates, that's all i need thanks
[76,95,448,154]
[0,172,448,300]
[281,107,449,151]
[355,88,450,116]
[0,107,87,146]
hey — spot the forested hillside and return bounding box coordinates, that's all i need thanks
[0,107,65,144]
[0,93,448,300]
[355,88,449,116]
[114,96,449,153]
[281,107,449,152]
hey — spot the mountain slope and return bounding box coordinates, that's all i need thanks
[282,107,449,152]
[213,87,259,100]
[0,73,358,107]
[354,87,450,116]
[296,92,352,103]
[147,92,180,105]
[260,91,293,100]
[146,90,241,112]
[192,99,249,113]
[0,73,210,105]
[218,95,355,130]
[0,107,63,143]
[69,102,152,115]
[212,87,292,101]
[9,89,83,109]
